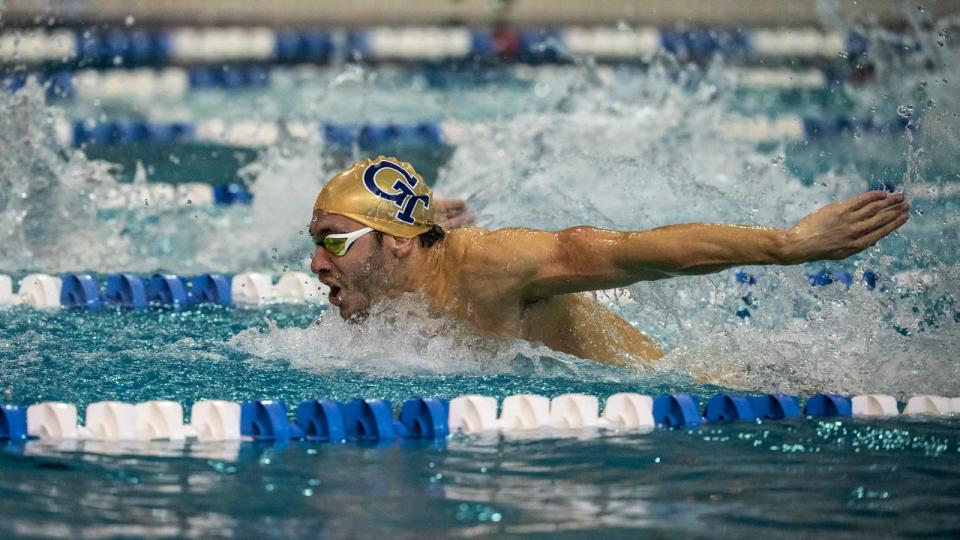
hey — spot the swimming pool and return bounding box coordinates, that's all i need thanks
[2,19,960,539]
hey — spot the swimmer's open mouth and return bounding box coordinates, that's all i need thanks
[328,286,342,306]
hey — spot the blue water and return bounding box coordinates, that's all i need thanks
[2,18,960,539]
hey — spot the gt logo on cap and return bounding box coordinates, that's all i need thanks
[362,159,431,225]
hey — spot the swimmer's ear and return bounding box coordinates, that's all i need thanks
[388,235,416,259]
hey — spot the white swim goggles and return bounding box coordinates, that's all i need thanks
[320,227,375,257]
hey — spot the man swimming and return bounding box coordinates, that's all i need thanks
[309,156,910,368]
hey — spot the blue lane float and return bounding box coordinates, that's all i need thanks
[652,394,701,428]
[292,400,346,442]
[341,399,395,441]
[704,394,756,423]
[212,184,254,205]
[146,274,189,307]
[75,30,171,67]
[274,31,335,63]
[749,394,801,420]
[0,405,27,441]
[395,398,450,439]
[103,273,148,309]
[804,394,853,417]
[241,400,292,441]
[60,273,102,310]
[188,274,232,306]
[188,66,270,90]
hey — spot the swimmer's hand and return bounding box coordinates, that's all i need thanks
[433,199,475,229]
[783,190,910,263]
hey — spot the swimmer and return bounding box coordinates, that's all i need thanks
[309,156,910,368]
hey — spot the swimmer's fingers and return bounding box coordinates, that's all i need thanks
[849,191,906,221]
[845,190,890,212]
[854,208,910,249]
[853,200,910,236]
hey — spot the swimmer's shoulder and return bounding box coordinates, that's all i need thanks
[442,226,490,257]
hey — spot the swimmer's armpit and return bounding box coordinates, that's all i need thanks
[433,199,475,229]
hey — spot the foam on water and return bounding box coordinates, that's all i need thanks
[227,294,636,379]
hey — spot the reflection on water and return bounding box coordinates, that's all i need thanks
[3,417,959,538]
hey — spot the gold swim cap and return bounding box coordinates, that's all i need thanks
[314,156,435,238]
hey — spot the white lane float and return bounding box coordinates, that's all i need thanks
[83,401,138,440]
[447,395,499,434]
[550,394,600,429]
[273,272,329,305]
[600,393,655,431]
[498,394,551,430]
[18,274,62,309]
[26,402,79,439]
[904,395,953,416]
[81,401,189,441]
[231,272,274,305]
[851,394,899,417]
[189,400,242,440]
[133,400,186,441]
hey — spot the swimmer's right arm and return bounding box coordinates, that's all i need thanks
[469,190,909,301]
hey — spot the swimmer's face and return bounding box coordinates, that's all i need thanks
[309,212,389,320]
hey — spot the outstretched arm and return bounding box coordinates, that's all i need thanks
[471,190,909,301]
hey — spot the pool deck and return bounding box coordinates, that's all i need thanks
[2,0,958,28]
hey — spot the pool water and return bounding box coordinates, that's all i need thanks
[2,19,960,539]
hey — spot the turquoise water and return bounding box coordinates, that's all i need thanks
[1,307,959,538]
[3,20,960,539]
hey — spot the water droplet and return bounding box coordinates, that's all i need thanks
[937,30,947,47]
[125,15,135,26]
[143,198,149,206]
[112,55,123,66]
[919,80,927,88]
[897,104,914,119]
[186,199,193,205]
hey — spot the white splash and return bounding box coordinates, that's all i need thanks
[227,294,627,379]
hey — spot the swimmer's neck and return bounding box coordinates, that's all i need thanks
[387,239,444,298]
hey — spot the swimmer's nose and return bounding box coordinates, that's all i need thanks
[310,246,334,276]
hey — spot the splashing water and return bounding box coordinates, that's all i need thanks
[0,81,129,271]
[1,25,958,396]
[228,293,634,379]
[435,54,960,396]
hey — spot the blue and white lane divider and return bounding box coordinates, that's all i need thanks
[1,393,957,444]
[4,65,836,102]
[0,272,328,309]
[53,114,914,149]
[0,26,926,66]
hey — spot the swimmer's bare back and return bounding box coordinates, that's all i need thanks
[426,190,909,368]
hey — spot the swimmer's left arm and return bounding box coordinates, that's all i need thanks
[497,190,910,300]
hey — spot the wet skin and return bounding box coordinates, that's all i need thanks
[309,191,910,369]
